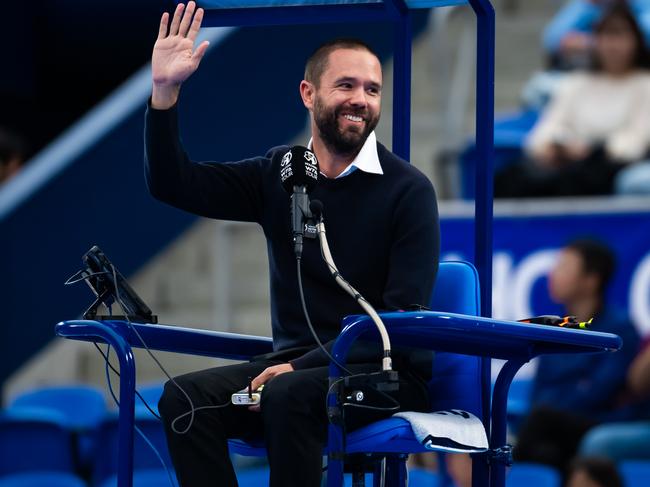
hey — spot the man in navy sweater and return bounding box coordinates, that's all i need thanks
[147,3,439,486]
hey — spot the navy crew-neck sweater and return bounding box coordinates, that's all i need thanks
[144,104,440,372]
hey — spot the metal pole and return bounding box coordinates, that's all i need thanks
[468,0,495,320]
[386,0,412,161]
[468,1,495,485]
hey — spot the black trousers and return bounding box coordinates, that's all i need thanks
[158,359,430,487]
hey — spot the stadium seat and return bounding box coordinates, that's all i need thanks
[7,385,108,469]
[459,109,539,199]
[619,460,650,487]
[0,410,76,476]
[405,467,440,486]
[97,468,176,487]
[92,411,173,486]
[0,472,87,487]
[506,462,560,487]
[8,385,107,430]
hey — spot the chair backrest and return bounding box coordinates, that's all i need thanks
[0,472,87,487]
[0,411,75,475]
[620,461,650,487]
[92,412,173,485]
[427,261,483,417]
[8,385,107,430]
[506,462,560,487]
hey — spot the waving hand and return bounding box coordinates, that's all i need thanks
[151,2,209,109]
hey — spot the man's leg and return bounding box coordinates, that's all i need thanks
[158,360,280,487]
[260,364,430,487]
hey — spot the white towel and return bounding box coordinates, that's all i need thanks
[393,409,489,453]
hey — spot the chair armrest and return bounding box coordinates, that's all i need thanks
[332,310,621,368]
[55,320,273,361]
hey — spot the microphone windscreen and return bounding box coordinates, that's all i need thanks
[280,146,319,194]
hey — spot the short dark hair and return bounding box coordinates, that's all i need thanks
[565,238,616,296]
[304,38,380,87]
[568,457,623,487]
[592,1,650,71]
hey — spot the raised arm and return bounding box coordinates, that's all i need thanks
[151,2,209,109]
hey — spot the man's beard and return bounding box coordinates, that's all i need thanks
[313,96,379,157]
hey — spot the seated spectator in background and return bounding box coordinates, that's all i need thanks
[566,457,624,487]
[0,128,26,185]
[514,239,640,479]
[496,3,650,198]
[544,0,650,70]
[579,337,650,461]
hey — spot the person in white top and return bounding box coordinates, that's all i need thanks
[496,2,650,197]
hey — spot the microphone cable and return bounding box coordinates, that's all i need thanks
[295,257,352,376]
[64,266,234,444]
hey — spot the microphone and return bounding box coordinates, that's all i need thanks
[280,146,319,257]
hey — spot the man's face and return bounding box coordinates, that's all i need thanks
[548,249,596,304]
[310,48,382,156]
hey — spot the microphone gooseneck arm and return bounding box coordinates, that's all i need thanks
[316,217,392,372]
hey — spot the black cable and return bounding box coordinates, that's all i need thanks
[101,343,177,487]
[64,269,111,286]
[296,257,352,376]
[109,264,235,436]
[92,342,161,420]
[69,264,253,435]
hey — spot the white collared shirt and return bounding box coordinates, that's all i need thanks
[307,131,384,179]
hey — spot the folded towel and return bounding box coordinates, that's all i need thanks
[393,409,489,453]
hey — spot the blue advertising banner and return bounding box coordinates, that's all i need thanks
[439,198,650,336]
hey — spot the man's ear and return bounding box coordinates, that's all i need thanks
[300,80,315,110]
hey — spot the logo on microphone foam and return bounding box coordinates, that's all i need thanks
[304,150,318,181]
[281,151,292,167]
[280,151,293,182]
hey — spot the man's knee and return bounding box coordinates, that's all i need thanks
[260,373,295,415]
[260,372,323,419]
[158,379,188,423]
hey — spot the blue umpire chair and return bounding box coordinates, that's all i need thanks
[227,261,486,484]
[55,265,621,487]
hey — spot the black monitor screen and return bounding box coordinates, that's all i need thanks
[82,245,157,323]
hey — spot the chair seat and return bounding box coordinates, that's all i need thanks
[230,415,488,457]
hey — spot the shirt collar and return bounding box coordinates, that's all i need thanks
[307,131,383,179]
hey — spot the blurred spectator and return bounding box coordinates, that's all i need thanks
[514,239,640,478]
[495,3,650,198]
[579,338,650,461]
[544,0,650,70]
[0,128,26,185]
[565,457,624,487]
